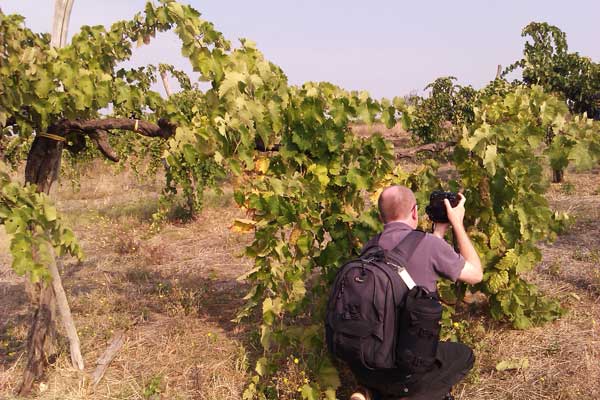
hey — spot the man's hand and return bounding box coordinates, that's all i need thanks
[442,193,483,284]
[433,222,450,239]
[444,193,466,228]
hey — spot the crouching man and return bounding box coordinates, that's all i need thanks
[347,185,482,400]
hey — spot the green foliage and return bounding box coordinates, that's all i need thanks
[142,375,163,399]
[234,82,401,398]
[453,85,600,327]
[504,22,600,118]
[407,77,477,143]
[0,2,229,216]
[0,162,83,282]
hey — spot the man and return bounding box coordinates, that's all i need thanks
[350,185,483,400]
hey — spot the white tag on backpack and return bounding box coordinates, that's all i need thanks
[398,268,416,290]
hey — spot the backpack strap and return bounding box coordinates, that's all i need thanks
[385,230,426,290]
[358,230,426,289]
[390,230,426,263]
[359,233,382,257]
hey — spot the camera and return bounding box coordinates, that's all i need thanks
[425,191,459,223]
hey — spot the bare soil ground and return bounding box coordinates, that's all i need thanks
[1,159,599,400]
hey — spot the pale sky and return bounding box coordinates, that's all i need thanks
[2,1,599,99]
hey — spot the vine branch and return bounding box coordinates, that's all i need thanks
[56,118,177,139]
[41,118,280,162]
[395,141,456,159]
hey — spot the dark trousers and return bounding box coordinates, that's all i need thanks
[351,342,474,400]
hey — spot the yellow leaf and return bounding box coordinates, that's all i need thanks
[289,227,302,245]
[255,158,270,174]
[370,187,384,205]
[230,218,256,233]
[343,204,358,218]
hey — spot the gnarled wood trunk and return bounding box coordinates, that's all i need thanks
[552,169,564,183]
[24,136,63,194]
[18,283,57,395]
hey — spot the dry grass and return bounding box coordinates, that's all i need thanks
[351,123,413,149]
[1,161,599,399]
[0,162,253,399]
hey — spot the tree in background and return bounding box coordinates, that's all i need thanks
[408,77,477,143]
[502,22,600,182]
[507,22,600,119]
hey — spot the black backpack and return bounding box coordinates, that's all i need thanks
[325,230,442,373]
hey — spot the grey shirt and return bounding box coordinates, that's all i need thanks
[372,221,465,292]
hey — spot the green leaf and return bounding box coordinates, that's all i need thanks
[167,2,185,19]
[496,358,529,371]
[255,357,268,377]
[496,250,517,271]
[513,313,533,329]
[260,324,271,350]
[301,384,318,400]
[568,141,595,171]
[291,279,306,301]
[182,144,197,164]
[230,218,256,233]
[4,216,24,235]
[308,164,329,186]
[464,123,491,150]
[296,234,311,255]
[324,389,337,400]
[483,144,497,176]
[34,71,53,98]
[318,359,341,390]
[43,203,57,222]
[347,167,368,190]
[219,71,245,97]
[487,270,509,294]
[229,159,242,176]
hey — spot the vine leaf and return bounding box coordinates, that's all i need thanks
[496,358,529,371]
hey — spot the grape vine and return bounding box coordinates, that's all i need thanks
[0,162,83,282]
[2,2,600,399]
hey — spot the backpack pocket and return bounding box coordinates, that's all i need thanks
[328,319,383,370]
[326,262,404,370]
[396,287,442,373]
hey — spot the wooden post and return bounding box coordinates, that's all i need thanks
[160,70,173,97]
[47,245,84,371]
[91,331,125,387]
[49,0,85,373]
[51,0,75,48]
[496,64,502,79]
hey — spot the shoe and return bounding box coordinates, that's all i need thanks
[349,386,373,400]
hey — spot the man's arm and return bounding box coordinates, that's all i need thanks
[443,194,483,285]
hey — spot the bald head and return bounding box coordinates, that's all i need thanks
[378,185,416,223]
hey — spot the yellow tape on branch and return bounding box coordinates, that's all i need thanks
[37,132,66,142]
[134,119,139,132]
